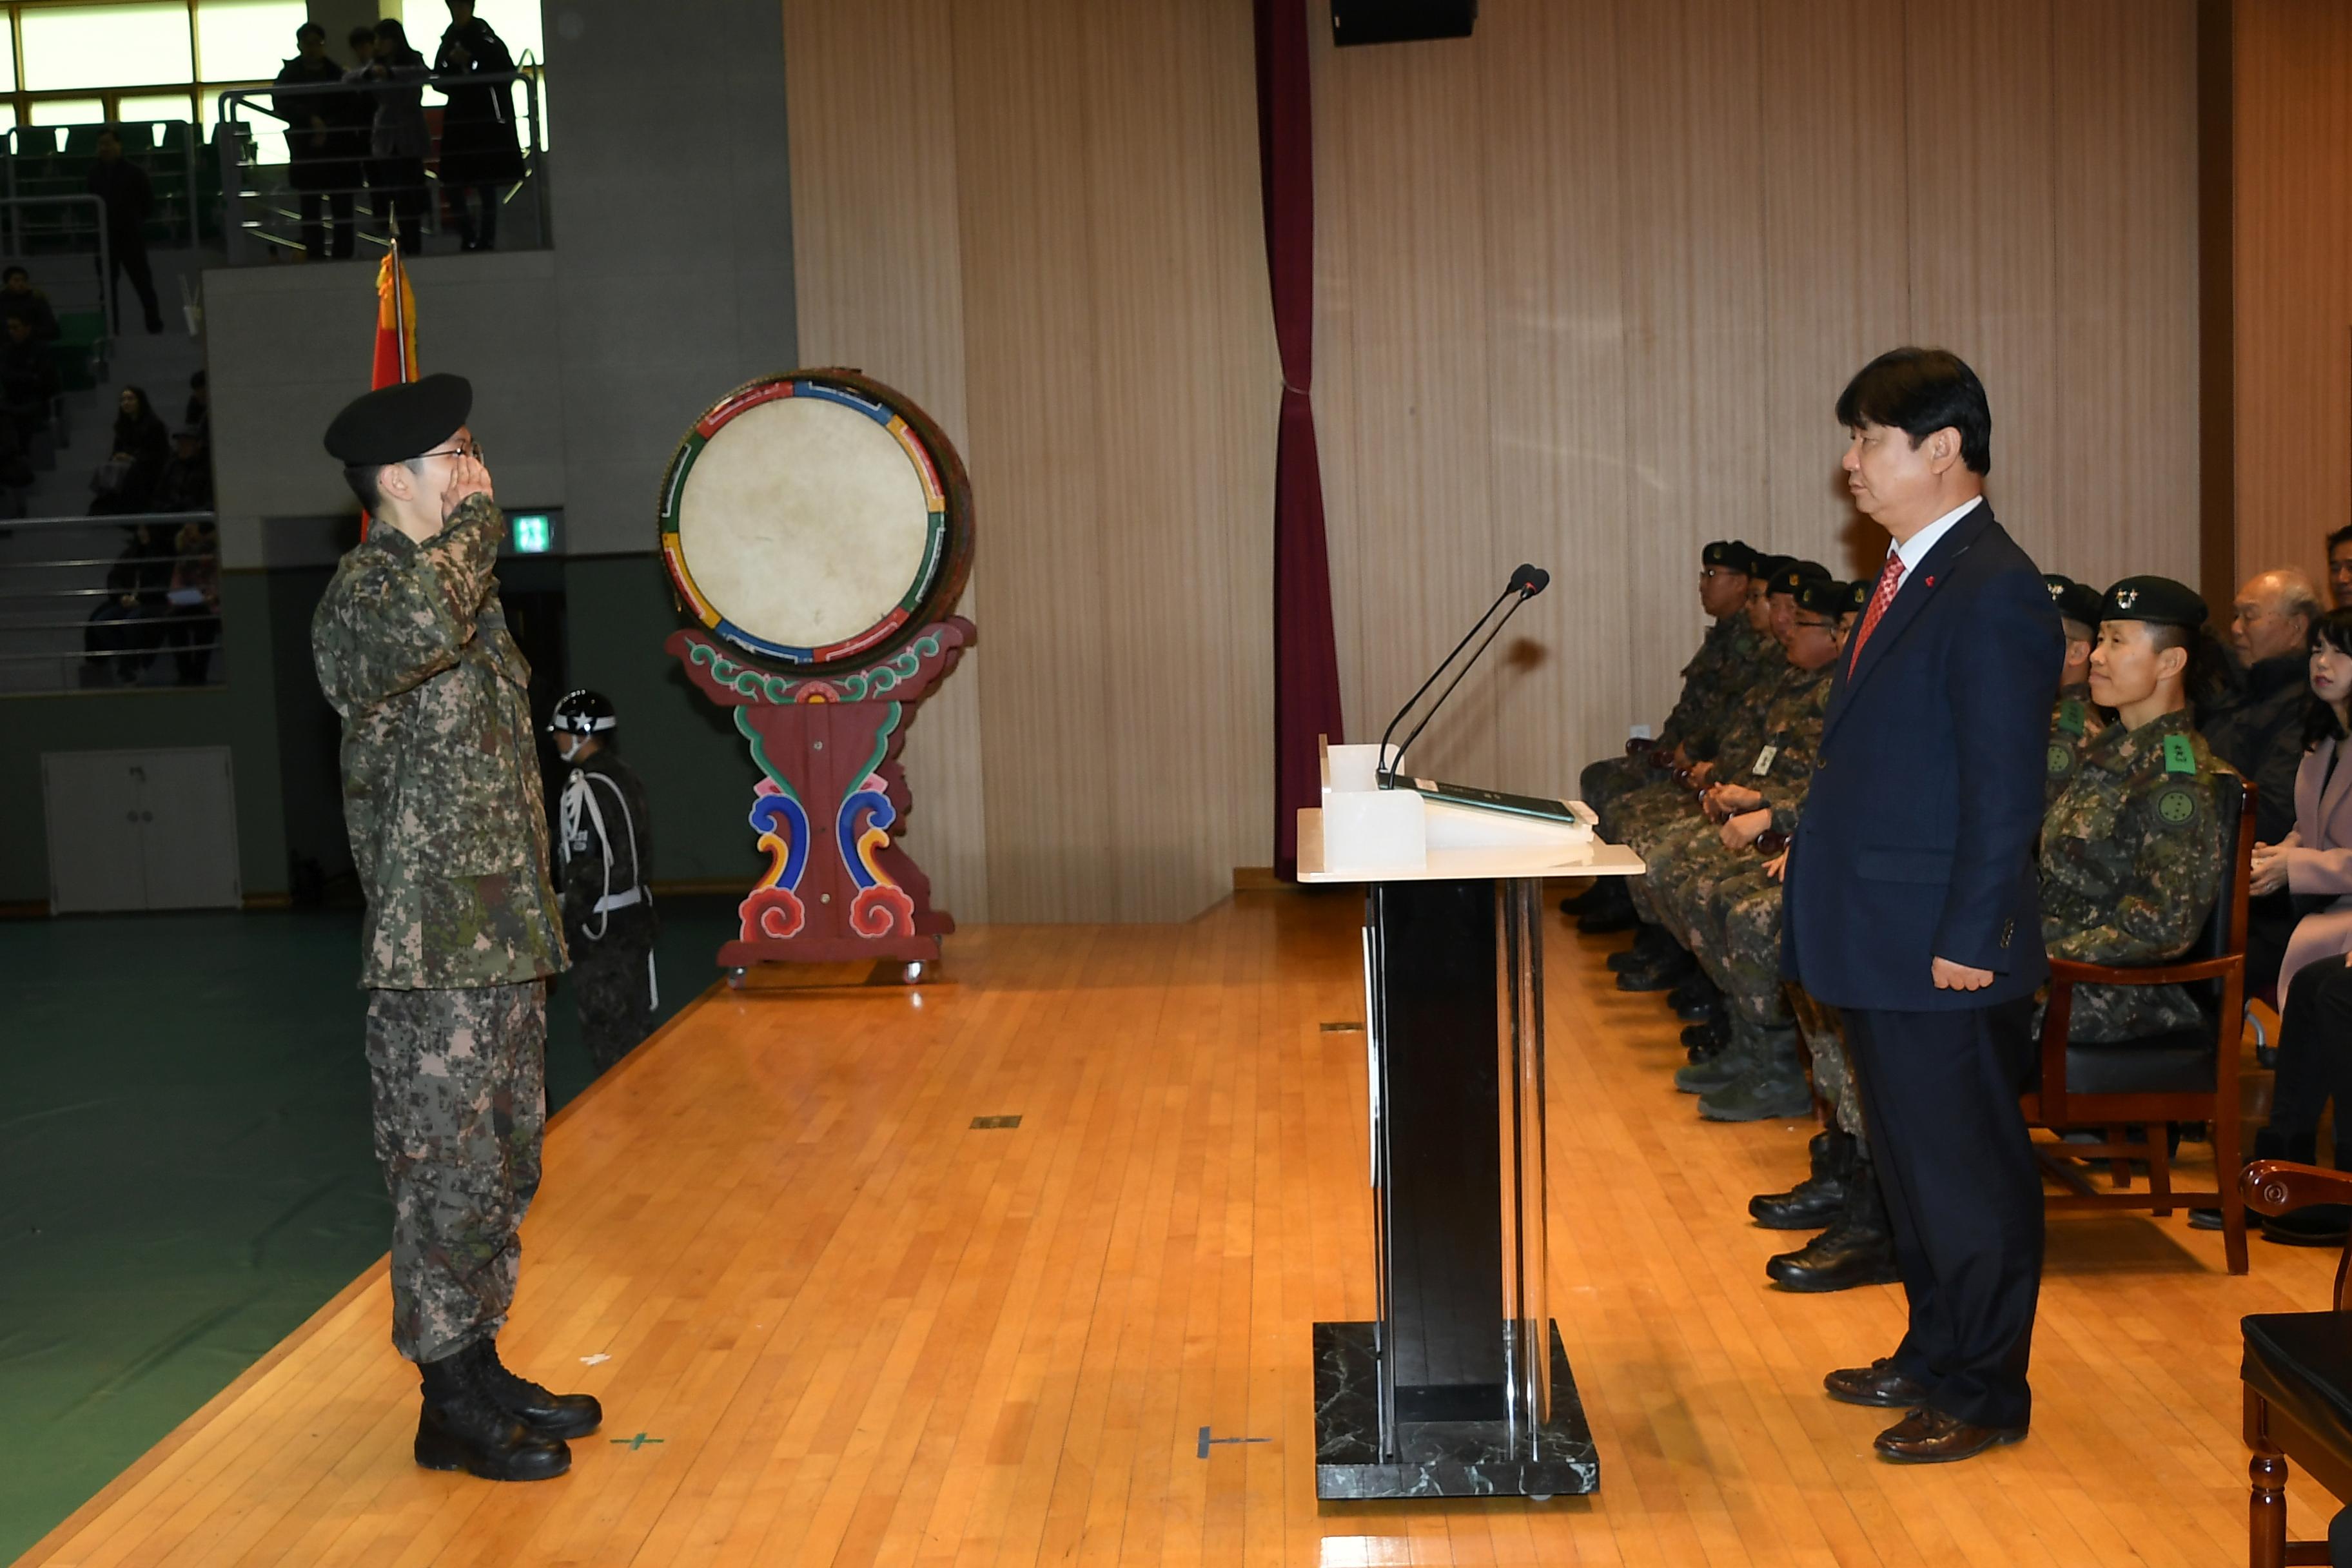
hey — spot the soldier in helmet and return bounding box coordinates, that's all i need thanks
[311,373,598,1483]
[549,689,659,1075]
[2039,575,2234,1043]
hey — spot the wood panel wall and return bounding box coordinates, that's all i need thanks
[2233,0,2352,591]
[1314,0,2201,793]
[781,0,2200,920]
[782,0,1277,924]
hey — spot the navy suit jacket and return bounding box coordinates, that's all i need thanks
[1781,502,2061,1012]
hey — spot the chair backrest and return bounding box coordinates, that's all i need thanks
[14,126,54,158]
[2189,774,2251,1017]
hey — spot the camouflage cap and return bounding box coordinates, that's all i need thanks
[2099,575,2207,628]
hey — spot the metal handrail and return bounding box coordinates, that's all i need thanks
[215,66,547,263]
[0,195,110,357]
[0,509,212,533]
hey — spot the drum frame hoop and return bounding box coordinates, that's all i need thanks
[658,369,972,676]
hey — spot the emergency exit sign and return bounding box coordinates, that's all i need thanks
[510,513,554,553]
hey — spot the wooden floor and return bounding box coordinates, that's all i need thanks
[19,889,2330,1566]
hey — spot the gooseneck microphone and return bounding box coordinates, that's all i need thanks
[1376,564,1551,787]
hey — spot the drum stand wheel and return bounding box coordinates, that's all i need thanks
[727,966,747,989]
[902,961,928,985]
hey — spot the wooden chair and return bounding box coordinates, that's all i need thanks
[2020,775,2255,1274]
[2241,1159,2352,1567]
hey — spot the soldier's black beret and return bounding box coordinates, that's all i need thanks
[2098,574,2208,628]
[1703,539,1763,575]
[2044,574,2104,628]
[1846,578,1869,615]
[1770,558,1833,596]
[324,373,472,466]
[1794,578,1847,618]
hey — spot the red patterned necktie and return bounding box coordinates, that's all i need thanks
[1847,552,1906,674]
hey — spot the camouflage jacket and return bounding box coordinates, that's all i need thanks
[1747,660,1835,835]
[2039,710,2231,1043]
[1680,622,1782,763]
[2042,681,2104,807]
[1708,651,1799,782]
[312,494,567,990]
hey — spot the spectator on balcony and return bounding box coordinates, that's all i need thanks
[0,313,60,435]
[0,266,59,342]
[150,426,214,514]
[435,1,523,253]
[185,369,208,435]
[86,129,164,335]
[83,519,174,681]
[88,386,169,516]
[348,19,431,252]
[162,516,220,685]
[277,21,357,262]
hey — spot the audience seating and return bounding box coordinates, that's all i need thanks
[2022,776,2257,1273]
[2242,1158,2352,1567]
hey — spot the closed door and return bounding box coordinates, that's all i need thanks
[139,749,242,909]
[42,748,242,913]
[42,753,147,913]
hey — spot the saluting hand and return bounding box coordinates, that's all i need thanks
[442,452,493,519]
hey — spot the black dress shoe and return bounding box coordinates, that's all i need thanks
[2261,1204,2352,1247]
[475,1338,603,1438]
[1823,1358,1932,1409]
[415,1346,572,1480]
[1872,1406,2025,1464]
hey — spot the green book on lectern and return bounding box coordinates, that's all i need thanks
[1383,775,1592,828]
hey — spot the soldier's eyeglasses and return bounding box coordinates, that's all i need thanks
[419,441,485,462]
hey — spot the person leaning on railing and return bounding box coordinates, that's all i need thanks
[347,19,431,251]
[275,21,359,262]
[434,1,522,253]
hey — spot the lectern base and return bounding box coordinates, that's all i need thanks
[1312,1321,1600,1500]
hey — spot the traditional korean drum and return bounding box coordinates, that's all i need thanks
[658,369,973,673]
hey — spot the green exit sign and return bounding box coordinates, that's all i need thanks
[510,513,554,554]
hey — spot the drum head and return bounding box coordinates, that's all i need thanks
[660,371,972,672]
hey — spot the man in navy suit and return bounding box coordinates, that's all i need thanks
[1783,348,2061,1464]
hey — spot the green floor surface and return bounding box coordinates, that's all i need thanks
[0,898,739,1562]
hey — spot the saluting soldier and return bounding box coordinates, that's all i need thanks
[549,689,660,1075]
[2042,574,2108,803]
[313,374,600,1483]
[2041,576,2233,1043]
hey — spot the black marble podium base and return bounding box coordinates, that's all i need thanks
[1313,1320,1600,1500]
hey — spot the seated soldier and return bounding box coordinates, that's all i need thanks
[2040,576,2231,1050]
[1573,539,1771,929]
[1609,558,1827,994]
[2042,574,2107,803]
[1660,576,1847,1121]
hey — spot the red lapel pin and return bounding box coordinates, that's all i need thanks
[1923,575,1936,587]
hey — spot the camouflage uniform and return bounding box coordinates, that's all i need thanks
[2039,709,2231,1043]
[313,491,567,1363]
[558,747,658,1075]
[1584,615,1774,827]
[2043,680,2103,807]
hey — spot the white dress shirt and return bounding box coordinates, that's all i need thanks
[1888,494,1984,581]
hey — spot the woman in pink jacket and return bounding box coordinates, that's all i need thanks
[2242,607,2352,1243]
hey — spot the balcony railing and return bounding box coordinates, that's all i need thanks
[0,511,221,694]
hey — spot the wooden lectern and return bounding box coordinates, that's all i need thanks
[1296,803,1642,1500]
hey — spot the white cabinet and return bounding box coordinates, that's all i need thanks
[42,747,242,913]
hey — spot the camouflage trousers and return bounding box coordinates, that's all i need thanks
[573,935,655,1075]
[1689,869,1869,1147]
[1581,754,1652,836]
[364,981,546,1364]
[1788,988,1866,1145]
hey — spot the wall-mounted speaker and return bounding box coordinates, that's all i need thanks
[1330,1,1477,47]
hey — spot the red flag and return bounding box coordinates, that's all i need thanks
[359,249,415,539]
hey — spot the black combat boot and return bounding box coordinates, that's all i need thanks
[1681,1014,1728,1059]
[476,1338,604,1439]
[1561,879,1619,916]
[415,1342,572,1480]
[1675,1019,1761,1095]
[1616,943,1696,992]
[1671,970,1721,1021]
[1750,1130,1854,1230]
[1697,1026,1813,1122]
[1576,879,1640,934]
[1607,923,1679,973]
[1765,1156,1899,1292]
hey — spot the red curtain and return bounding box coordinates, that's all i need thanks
[1255,0,1346,880]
